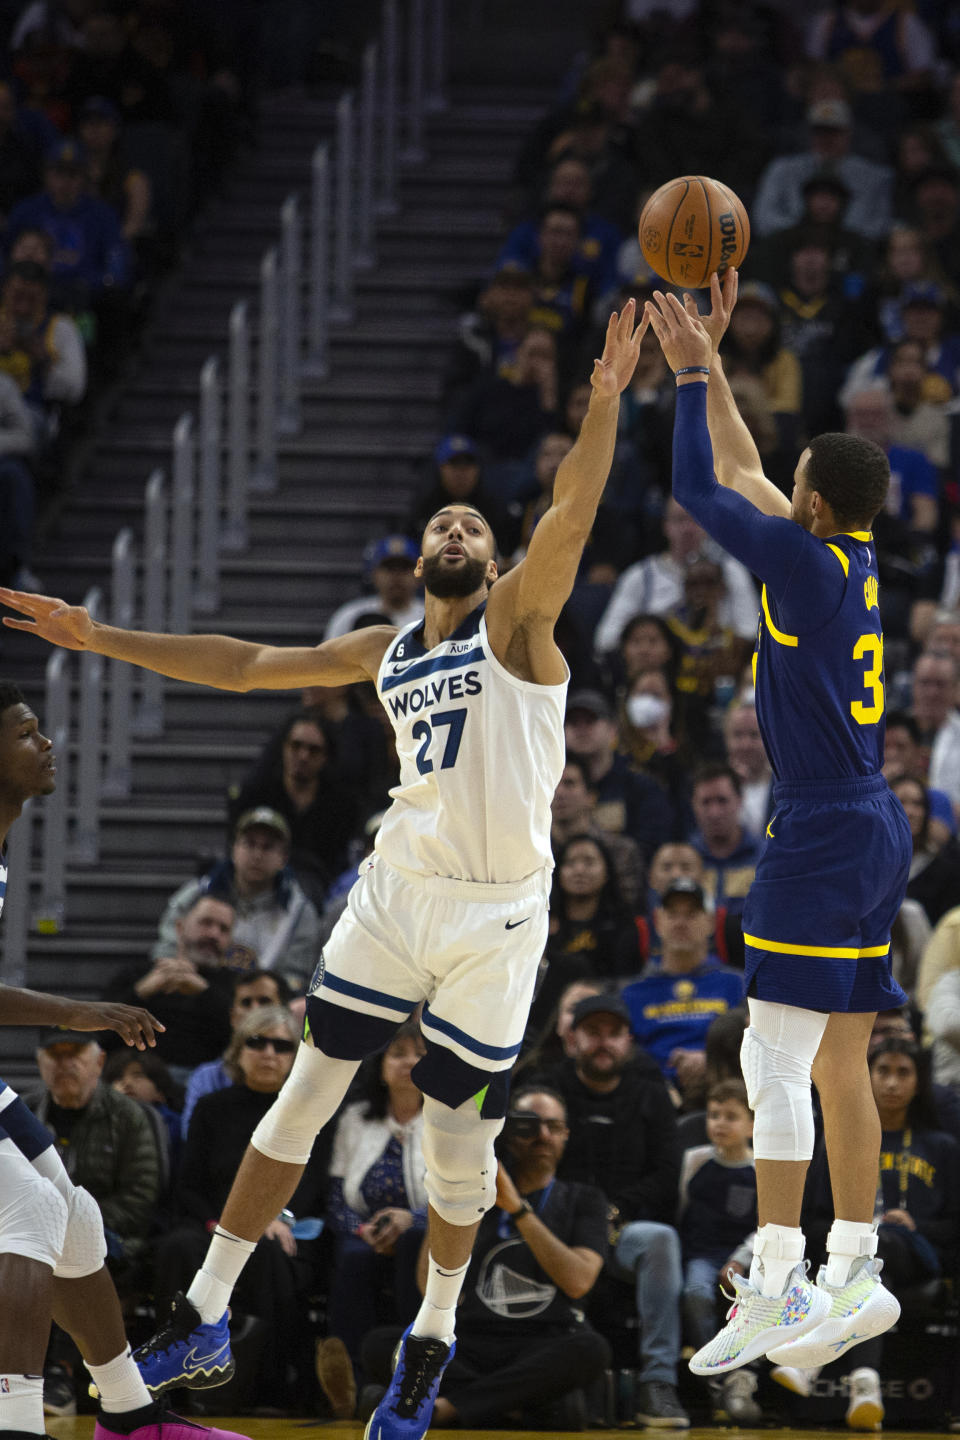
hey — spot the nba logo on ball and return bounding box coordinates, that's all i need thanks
[638,175,750,288]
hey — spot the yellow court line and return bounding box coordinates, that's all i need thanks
[744,933,890,959]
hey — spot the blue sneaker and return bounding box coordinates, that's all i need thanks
[363,1326,454,1440]
[134,1293,234,1395]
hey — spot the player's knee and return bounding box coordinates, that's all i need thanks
[740,1004,825,1162]
[0,1163,68,1270]
[421,1095,500,1226]
[252,1041,356,1165]
[54,1185,106,1279]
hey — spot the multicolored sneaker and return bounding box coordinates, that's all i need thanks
[94,1400,249,1440]
[133,1293,234,1395]
[689,1266,831,1375]
[363,1326,454,1440]
[766,1260,900,1369]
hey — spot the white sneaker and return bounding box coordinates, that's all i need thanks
[689,1265,831,1375]
[766,1260,900,1369]
[770,1363,818,1397]
[722,1369,763,1425]
[846,1366,883,1431]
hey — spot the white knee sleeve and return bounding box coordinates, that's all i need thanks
[251,1039,358,1165]
[0,1146,68,1268]
[421,1094,501,1226]
[740,999,828,1162]
[53,1184,106,1279]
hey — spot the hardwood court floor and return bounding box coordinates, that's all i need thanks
[45,1420,951,1440]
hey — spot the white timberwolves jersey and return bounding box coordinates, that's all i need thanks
[375,604,568,884]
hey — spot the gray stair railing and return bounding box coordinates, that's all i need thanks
[34,648,69,935]
[278,194,302,436]
[73,586,103,864]
[169,414,195,635]
[135,469,166,737]
[195,357,222,613]
[223,301,249,554]
[103,527,134,798]
[256,247,281,476]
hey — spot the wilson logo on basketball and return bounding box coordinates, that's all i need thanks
[718,210,738,268]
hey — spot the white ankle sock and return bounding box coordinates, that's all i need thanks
[750,1223,806,1298]
[85,1347,152,1414]
[824,1219,878,1287]
[0,1373,44,1432]
[187,1227,256,1324]
[413,1256,469,1342]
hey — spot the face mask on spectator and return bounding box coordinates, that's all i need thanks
[627,694,670,728]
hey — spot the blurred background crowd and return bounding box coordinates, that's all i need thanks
[4,0,960,1433]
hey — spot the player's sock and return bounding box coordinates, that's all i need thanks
[0,1373,44,1433]
[824,1219,878,1287]
[85,1347,152,1413]
[412,1256,469,1341]
[186,1228,256,1324]
[750,1222,806,1298]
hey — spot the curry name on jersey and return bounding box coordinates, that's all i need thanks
[374,603,567,884]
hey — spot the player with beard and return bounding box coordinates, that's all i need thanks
[0,302,646,1440]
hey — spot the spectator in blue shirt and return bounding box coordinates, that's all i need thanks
[688,764,760,915]
[496,156,621,301]
[621,876,745,1107]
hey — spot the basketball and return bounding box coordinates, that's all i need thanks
[638,175,750,289]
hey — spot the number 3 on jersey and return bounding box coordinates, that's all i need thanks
[412,708,467,774]
[851,633,884,724]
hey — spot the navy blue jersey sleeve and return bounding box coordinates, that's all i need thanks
[672,383,844,631]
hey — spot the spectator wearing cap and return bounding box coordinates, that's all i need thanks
[595,496,759,656]
[324,533,423,641]
[844,282,960,403]
[752,98,893,241]
[152,807,321,995]
[229,707,359,896]
[405,434,514,547]
[688,764,759,916]
[109,892,238,1080]
[621,878,745,1105]
[6,138,131,311]
[564,688,676,860]
[77,95,151,247]
[536,994,689,1429]
[442,270,535,415]
[720,280,802,452]
[843,386,941,535]
[25,1030,161,1275]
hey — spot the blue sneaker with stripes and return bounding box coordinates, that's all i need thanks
[363,1326,454,1440]
[133,1293,234,1395]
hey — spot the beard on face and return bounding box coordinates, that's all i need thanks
[420,550,490,599]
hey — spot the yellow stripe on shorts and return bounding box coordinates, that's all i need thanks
[743,933,890,959]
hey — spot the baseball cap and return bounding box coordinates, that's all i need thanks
[566,689,613,721]
[80,95,121,124]
[570,994,632,1029]
[737,280,778,311]
[46,138,85,170]
[900,281,945,309]
[434,434,479,466]
[234,807,291,843]
[36,1028,100,1050]
[364,534,419,570]
[807,98,852,129]
[660,875,708,909]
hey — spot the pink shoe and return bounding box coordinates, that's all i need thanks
[95,1409,250,1440]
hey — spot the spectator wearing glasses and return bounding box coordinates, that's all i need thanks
[179,969,291,1139]
[153,1006,326,1413]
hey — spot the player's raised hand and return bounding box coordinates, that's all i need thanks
[0,588,94,650]
[682,267,738,355]
[590,297,648,398]
[58,999,165,1049]
[644,289,713,375]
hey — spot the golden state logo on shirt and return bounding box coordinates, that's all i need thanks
[673,980,696,1001]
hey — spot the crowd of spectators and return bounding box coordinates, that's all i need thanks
[13,0,960,1432]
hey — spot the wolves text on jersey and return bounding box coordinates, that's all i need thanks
[385,669,483,720]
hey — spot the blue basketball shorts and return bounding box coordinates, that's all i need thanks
[742,773,912,1013]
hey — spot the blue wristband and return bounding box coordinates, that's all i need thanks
[675,366,711,376]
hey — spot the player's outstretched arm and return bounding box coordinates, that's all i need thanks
[0,986,163,1049]
[0,588,394,690]
[685,271,790,520]
[499,301,644,629]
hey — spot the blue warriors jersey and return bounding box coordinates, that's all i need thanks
[754,531,885,782]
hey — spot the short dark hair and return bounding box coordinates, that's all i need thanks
[102,1047,185,1110]
[691,761,742,797]
[869,1036,939,1129]
[805,432,890,530]
[561,751,595,791]
[510,1083,568,1119]
[707,1077,751,1113]
[232,967,291,1005]
[7,259,48,287]
[539,202,583,231]
[885,709,919,744]
[0,682,26,717]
